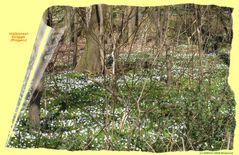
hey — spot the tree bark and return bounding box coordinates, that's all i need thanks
[98,4,106,74]
[73,8,78,67]
[166,47,172,86]
[29,80,43,130]
[65,7,72,44]
[127,7,136,43]
[75,5,102,74]
[194,5,203,87]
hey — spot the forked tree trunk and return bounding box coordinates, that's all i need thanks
[75,5,102,74]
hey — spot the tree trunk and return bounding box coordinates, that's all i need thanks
[27,25,65,130]
[75,5,102,74]
[73,8,78,67]
[65,7,72,44]
[29,80,43,130]
[98,4,106,74]
[166,47,172,85]
[194,5,203,87]
[127,7,136,43]
[47,7,53,27]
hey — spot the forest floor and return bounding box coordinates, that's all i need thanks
[8,45,235,152]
